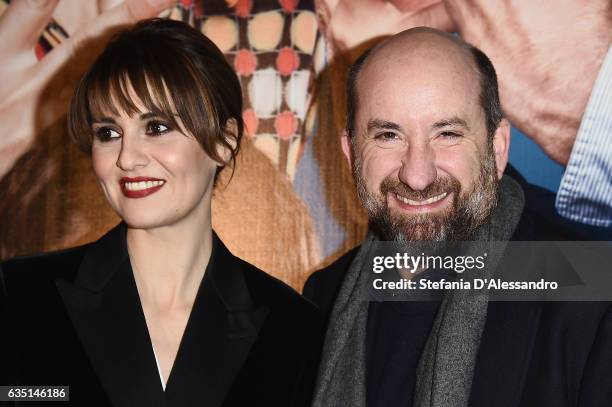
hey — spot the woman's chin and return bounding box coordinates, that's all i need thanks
[120,214,171,230]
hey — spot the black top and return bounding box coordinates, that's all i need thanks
[0,223,324,407]
[366,301,440,407]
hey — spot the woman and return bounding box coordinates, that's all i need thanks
[0,19,322,407]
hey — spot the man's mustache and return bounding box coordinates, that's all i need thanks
[379,176,461,202]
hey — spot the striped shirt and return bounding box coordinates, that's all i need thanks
[556,45,612,228]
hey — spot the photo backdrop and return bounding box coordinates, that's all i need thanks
[0,0,584,290]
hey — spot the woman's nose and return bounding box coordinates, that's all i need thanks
[116,135,149,171]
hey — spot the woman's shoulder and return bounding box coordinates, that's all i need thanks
[1,244,90,290]
[212,232,319,317]
[236,257,319,316]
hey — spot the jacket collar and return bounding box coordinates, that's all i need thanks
[72,223,256,310]
[72,222,129,292]
[57,223,269,407]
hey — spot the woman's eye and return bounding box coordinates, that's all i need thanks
[94,127,121,142]
[146,121,171,136]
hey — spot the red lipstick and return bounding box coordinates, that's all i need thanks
[119,177,166,199]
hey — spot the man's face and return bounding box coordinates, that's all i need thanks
[343,39,508,242]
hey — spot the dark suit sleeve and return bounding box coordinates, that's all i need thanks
[0,266,9,382]
[302,272,318,302]
[0,266,16,406]
[290,311,325,407]
[578,304,612,406]
[303,270,336,314]
[302,249,357,316]
[302,247,360,316]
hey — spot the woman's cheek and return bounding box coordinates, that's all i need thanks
[91,149,111,180]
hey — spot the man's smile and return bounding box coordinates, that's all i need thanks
[394,191,448,206]
[390,191,453,214]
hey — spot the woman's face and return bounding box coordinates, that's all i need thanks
[91,96,218,230]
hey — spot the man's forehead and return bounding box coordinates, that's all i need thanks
[357,29,476,88]
[354,31,481,126]
[367,28,473,65]
[355,69,480,123]
[362,34,475,82]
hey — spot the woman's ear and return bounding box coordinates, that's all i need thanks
[216,118,238,166]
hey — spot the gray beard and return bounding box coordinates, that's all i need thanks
[352,146,499,242]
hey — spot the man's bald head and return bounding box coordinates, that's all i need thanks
[346,27,503,140]
[363,27,472,65]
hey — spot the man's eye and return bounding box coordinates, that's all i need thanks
[146,121,171,136]
[440,131,462,139]
[94,127,121,142]
[374,132,400,142]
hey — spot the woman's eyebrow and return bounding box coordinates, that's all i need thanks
[92,116,116,124]
[92,112,175,124]
[140,112,160,120]
[140,112,181,120]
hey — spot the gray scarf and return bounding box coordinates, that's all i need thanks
[311,175,525,407]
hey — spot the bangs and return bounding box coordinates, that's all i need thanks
[87,67,180,128]
[69,32,219,155]
[68,18,244,183]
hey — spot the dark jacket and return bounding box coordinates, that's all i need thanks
[0,224,323,407]
[304,204,612,406]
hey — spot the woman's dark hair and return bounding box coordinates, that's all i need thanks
[68,18,243,176]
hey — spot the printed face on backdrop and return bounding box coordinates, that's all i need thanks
[91,87,219,230]
[342,32,509,242]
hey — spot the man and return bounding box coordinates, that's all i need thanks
[316,0,612,229]
[304,28,612,406]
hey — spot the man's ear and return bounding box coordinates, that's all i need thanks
[492,119,510,179]
[341,129,353,171]
[216,118,238,166]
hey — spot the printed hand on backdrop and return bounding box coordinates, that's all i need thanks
[438,0,611,165]
[315,0,452,55]
[0,0,175,179]
[328,0,611,165]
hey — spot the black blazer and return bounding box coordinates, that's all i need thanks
[0,224,324,407]
[304,205,612,406]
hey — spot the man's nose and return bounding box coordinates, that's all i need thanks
[398,142,437,191]
[116,136,148,171]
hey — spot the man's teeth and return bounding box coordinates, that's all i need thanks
[124,180,165,191]
[395,192,448,206]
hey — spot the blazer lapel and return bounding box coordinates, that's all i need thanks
[56,224,164,407]
[164,233,269,407]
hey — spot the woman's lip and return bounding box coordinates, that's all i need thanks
[120,183,165,199]
[119,178,166,199]
[119,176,165,183]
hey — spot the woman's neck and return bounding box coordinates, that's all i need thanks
[126,209,213,312]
